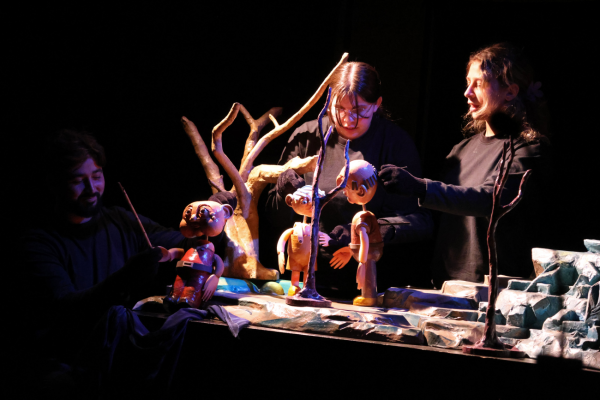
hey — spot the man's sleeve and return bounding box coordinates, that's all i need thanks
[22,233,130,320]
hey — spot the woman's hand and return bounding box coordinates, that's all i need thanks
[378,164,426,198]
[318,232,332,246]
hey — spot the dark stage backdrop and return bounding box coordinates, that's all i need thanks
[7,1,596,259]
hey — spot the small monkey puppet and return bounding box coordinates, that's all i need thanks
[276,170,325,296]
[330,160,382,306]
[163,192,235,312]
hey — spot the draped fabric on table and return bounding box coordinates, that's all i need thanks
[74,305,250,396]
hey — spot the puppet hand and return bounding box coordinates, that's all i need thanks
[330,247,353,269]
[318,232,332,246]
[202,274,219,301]
[278,252,286,274]
[378,164,426,198]
[357,262,366,290]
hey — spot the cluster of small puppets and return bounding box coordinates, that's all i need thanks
[162,192,236,313]
[278,160,382,307]
[158,160,381,312]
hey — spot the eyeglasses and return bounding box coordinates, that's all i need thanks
[333,104,376,120]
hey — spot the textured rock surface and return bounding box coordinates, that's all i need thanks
[584,239,600,254]
[409,302,480,321]
[441,280,489,303]
[421,319,529,349]
[382,287,477,310]
[496,290,562,329]
[226,296,424,344]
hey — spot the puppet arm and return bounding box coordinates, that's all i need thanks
[330,247,353,269]
[358,227,369,263]
[202,254,224,301]
[356,227,369,289]
[277,228,293,274]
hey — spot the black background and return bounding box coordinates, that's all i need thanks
[6,1,597,258]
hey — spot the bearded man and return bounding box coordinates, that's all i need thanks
[22,130,193,364]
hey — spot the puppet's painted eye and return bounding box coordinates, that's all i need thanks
[185,207,192,218]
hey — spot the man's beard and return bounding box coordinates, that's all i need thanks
[66,192,103,218]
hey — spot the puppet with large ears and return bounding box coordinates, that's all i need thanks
[164,193,235,312]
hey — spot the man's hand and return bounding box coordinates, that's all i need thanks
[123,247,162,278]
[157,247,185,262]
[378,164,426,198]
[330,247,353,269]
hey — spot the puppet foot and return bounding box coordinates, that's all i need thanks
[288,285,302,296]
[353,296,377,307]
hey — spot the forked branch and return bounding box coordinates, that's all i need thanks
[211,103,251,209]
[481,138,532,349]
[239,105,283,167]
[181,116,224,194]
[238,53,349,181]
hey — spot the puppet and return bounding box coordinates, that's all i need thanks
[277,182,325,296]
[329,160,382,307]
[163,193,234,312]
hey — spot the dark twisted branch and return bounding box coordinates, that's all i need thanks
[296,87,349,301]
[479,137,532,349]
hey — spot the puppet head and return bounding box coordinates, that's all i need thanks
[285,185,325,217]
[180,200,233,238]
[337,160,377,205]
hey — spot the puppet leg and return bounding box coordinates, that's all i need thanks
[353,259,377,307]
[289,270,302,296]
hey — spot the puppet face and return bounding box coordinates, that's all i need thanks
[337,160,377,205]
[180,200,233,238]
[285,191,313,217]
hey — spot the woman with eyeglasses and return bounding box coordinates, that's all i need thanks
[263,61,434,297]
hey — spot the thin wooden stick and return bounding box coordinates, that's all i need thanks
[118,182,153,249]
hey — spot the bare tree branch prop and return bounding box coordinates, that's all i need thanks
[181,116,225,195]
[287,87,349,307]
[238,53,349,181]
[463,137,532,356]
[211,103,252,212]
[239,105,283,167]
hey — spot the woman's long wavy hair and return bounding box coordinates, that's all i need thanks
[463,43,550,142]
